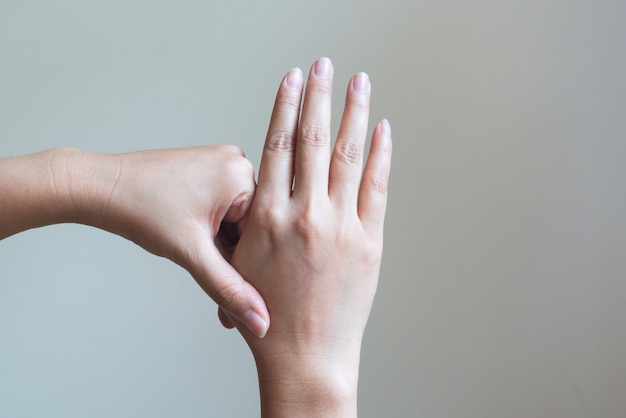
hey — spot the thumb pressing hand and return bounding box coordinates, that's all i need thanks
[87,145,269,338]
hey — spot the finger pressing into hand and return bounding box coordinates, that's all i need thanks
[358,119,393,233]
[329,72,371,210]
[218,307,236,329]
[190,241,269,338]
[294,57,334,197]
[257,68,304,200]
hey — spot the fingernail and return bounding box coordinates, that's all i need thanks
[314,57,333,78]
[381,119,392,137]
[285,68,303,89]
[242,309,268,338]
[353,72,370,93]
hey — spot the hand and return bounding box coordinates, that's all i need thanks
[228,58,392,417]
[18,145,270,337]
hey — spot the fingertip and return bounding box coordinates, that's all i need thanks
[351,72,371,94]
[218,305,270,339]
[193,245,270,338]
[374,119,392,141]
[285,67,303,89]
[358,119,393,228]
[373,119,393,155]
[313,57,333,78]
[242,309,269,338]
[381,118,392,138]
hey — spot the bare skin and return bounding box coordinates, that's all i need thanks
[0,145,269,337]
[224,58,393,417]
[0,57,392,416]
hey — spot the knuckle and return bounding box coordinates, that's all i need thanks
[276,91,302,110]
[300,124,328,148]
[295,219,325,252]
[309,81,332,96]
[295,215,322,238]
[254,203,286,230]
[294,205,328,246]
[359,239,383,268]
[367,171,389,194]
[265,129,296,153]
[334,139,362,165]
[211,281,244,310]
[347,95,370,113]
[214,144,245,156]
[223,154,254,178]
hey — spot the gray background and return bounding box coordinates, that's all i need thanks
[1,0,625,417]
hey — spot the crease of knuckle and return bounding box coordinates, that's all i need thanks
[300,125,328,148]
[367,171,389,195]
[276,92,301,110]
[211,281,245,310]
[266,130,295,153]
[308,82,332,96]
[347,96,370,113]
[334,138,362,165]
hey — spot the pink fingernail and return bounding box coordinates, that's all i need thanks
[242,309,268,338]
[285,68,303,89]
[353,72,370,93]
[381,119,392,137]
[314,57,333,78]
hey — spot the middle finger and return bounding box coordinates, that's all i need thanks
[293,57,334,198]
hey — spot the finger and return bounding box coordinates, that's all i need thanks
[329,72,371,210]
[220,153,255,240]
[358,119,393,233]
[214,221,239,261]
[257,68,304,200]
[210,144,246,157]
[190,241,269,338]
[293,57,334,197]
[218,307,236,329]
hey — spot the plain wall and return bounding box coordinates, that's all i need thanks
[1,1,625,417]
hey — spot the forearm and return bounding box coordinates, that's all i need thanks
[0,147,117,240]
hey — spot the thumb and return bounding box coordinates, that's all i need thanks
[190,241,269,338]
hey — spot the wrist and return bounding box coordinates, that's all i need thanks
[253,349,360,418]
[48,147,122,230]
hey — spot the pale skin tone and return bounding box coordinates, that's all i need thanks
[0,57,392,416]
[223,58,392,417]
[0,145,269,338]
